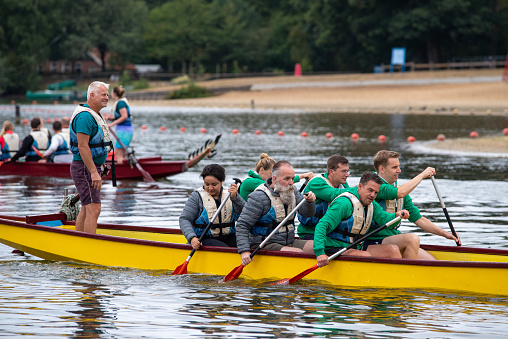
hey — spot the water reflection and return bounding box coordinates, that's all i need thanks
[68,283,110,339]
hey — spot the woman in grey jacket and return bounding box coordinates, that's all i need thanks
[179,164,245,248]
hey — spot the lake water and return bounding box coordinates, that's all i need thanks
[1,104,508,338]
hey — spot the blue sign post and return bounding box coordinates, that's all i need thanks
[390,47,406,74]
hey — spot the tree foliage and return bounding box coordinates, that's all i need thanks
[1,0,507,94]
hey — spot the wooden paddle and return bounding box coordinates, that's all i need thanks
[221,195,309,282]
[109,127,155,182]
[271,216,402,286]
[172,178,242,275]
[430,176,461,246]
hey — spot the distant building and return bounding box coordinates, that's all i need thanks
[41,48,108,74]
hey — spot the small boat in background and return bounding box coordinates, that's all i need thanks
[0,135,221,180]
[0,213,507,297]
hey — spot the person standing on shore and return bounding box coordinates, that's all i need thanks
[0,120,20,161]
[70,81,112,234]
[107,86,133,163]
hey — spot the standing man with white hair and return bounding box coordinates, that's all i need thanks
[69,81,113,233]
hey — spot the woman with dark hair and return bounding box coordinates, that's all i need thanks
[179,164,245,248]
[108,85,133,163]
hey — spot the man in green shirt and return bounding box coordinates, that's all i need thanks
[314,171,409,267]
[363,150,461,259]
[297,155,351,239]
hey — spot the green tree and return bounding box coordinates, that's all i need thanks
[0,0,61,93]
[144,0,216,74]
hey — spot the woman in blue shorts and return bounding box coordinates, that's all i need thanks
[108,86,133,163]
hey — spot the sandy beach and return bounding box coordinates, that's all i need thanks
[132,69,508,153]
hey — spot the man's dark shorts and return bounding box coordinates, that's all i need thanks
[361,238,384,251]
[71,161,101,205]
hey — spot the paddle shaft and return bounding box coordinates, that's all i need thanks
[328,216,401,261]
[250,196,308,258]
[184,192,231,262]
[299,178,309,193]
[109,128,155,182]
[279,216,402,286]
[430,176,460,246]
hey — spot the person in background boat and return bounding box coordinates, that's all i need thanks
[363,150,461,259]
[179,164,245,248]
[107,86,133,164]
[39,120,72,163]
[0,120,20,161]
[314,171,410,266]
[61,117,71,136]
[238,153,314,201]
[70,81,112,234]
[39,116,52,141]
[10,117,49,162]
[236,160,317,267]
[297,155,352,240]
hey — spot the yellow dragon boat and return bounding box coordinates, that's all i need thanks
[0,213,507,296]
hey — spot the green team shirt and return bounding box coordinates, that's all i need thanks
[297,173,351,238]
[238,169,301,201]
[366,177,423,239]
[313,186,400,256]
[71,104,108,165]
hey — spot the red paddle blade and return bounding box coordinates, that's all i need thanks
[220,264,244,282]
[171,261,189,275]
[270,264,319,286]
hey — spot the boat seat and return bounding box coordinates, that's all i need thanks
[26,213,67,227]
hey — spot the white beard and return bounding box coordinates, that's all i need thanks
[274,182,295,205]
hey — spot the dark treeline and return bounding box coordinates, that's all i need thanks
[1,0,507,94]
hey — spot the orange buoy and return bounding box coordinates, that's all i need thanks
[200,128,207,134]
[46,118,52,123]
[407,136,416,143]
[351,133,359,140]
[54,117,59,121]
[22,118,29,124]
[469,131,478,138]
[301,132,308,137]
[325,132,333,139]
[32,100,37,105]
[53,100,58,105]
[277,131,285,136]
[378,135,386,142]
[179,127,187,132]
[503,128,508,136]
[160,126,166,131]
[232,129,239,134]
[437,134,446,141]
[141,125,147,130]
[255,130,262,135]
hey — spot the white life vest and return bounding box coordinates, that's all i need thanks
[254,183,296,234]
[196,187,235,237]
[385,182,404,214]
[3,132,20,156]
[70,105,112,152]
[30,130,49,154]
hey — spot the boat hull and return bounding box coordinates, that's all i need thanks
[1,215,507,296]
[0,157,187,180]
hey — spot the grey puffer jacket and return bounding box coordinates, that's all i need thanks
[236,180,315,254]
[179,187,245,243]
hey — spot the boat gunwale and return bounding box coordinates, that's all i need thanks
[1,215,508,269]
